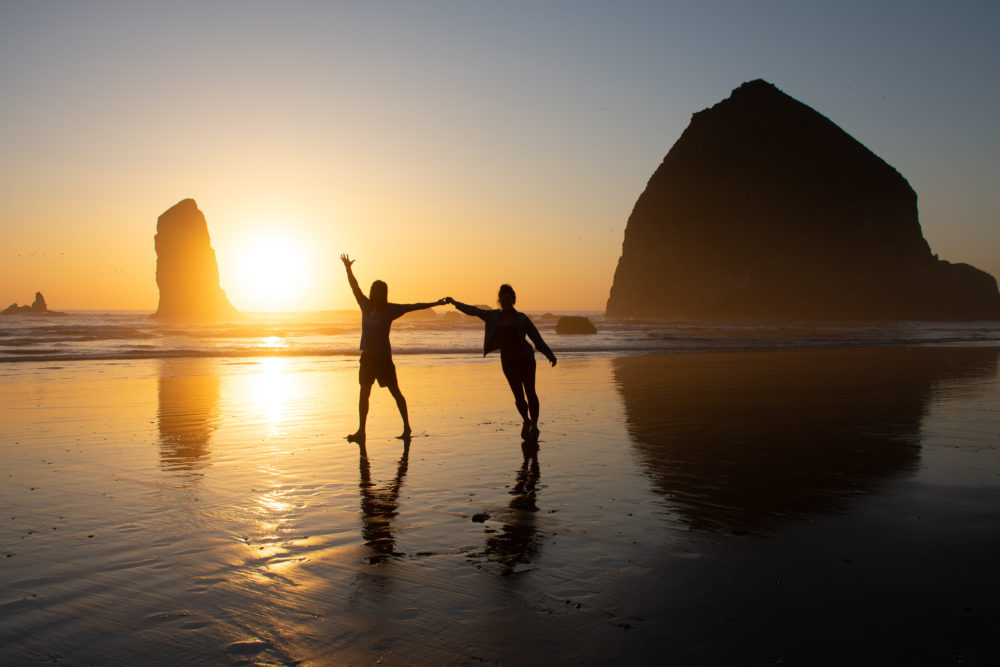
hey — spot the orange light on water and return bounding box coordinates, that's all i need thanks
[259,336,288,349]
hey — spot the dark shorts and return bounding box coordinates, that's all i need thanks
[359,353,398,388]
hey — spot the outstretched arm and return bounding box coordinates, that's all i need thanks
[340,254,370,311]
[400,298,448,314]
[444,296,491,321]
[525,317,557,366]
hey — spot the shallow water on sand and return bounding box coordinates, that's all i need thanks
[2,348,999,665]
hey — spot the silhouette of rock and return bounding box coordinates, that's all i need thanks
[555,315,597,334]
[152,199,238,321]
[454,304,493,319]
[401,307,439,320]
[606,80,1000,320]
[2,291,66,316]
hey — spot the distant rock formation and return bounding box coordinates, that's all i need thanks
[152,199,238,321]
[401,307,440,321]
[555,315,597,334]
[2,292,66,316]
[453,305,493,318]
[606,80,1000,320]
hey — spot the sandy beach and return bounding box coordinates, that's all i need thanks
[2,346,999,665]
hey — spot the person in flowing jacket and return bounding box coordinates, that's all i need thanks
[446,285,557,440]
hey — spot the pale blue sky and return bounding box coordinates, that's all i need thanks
[1,1,997,310]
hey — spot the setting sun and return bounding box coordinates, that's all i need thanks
[226,232,313,312]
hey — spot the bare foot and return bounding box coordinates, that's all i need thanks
[347,431,366,444]
[396,428,412,440]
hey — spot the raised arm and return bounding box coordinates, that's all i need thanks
[340,254,370,311]
[445,297,491,321]
[524,317,557,366]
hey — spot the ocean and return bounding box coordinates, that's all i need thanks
[2,309,999,363]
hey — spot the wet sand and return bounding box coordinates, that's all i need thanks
[2,347,999,665]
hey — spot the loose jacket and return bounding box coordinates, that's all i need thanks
[451,300,556,364]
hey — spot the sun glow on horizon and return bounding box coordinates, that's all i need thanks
[226,232,313,312]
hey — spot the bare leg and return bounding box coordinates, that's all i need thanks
[388,382,411,439]
[503,366,531,437]
[523,362,540,437]
[348,382,372,443]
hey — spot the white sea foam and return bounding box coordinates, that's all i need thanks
[1,309,999,362]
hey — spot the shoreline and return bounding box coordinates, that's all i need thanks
[3,336,1000,366]
[4,309,1000,365]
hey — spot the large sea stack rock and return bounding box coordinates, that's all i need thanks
[606,80,1000,320]
[152,199,238,321]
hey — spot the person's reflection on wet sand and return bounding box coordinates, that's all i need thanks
[483,441,543,575]
[357,440,410,565]
[157,359,220,477]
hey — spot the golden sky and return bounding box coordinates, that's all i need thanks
[2,3,998,312]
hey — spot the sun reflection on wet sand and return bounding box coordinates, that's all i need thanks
[261,357,290,433]
[237,357,295,435]
[242,471,303,581]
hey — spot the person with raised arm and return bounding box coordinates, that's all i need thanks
[446,285,557,440]
[341,253,446,444]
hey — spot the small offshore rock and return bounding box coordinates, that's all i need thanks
[555,315,597,334]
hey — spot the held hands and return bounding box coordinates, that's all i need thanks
[435,297,448,306]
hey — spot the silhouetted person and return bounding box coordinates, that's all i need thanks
[341,253,445,443]
[446,285,556,439]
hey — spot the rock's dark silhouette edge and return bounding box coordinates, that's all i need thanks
[606,79,1000,321]
[2,291,66,316]
[555,315,598,334]
[151,198,240,322]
